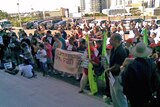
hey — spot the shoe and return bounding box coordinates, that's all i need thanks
[78,90,84,93]
[105,96,112,105]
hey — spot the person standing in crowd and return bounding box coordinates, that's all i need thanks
[79,42,100,93]
[21,32,31,47]
[106,33,128,107]
[58,27,67,40]
[44,39,53,72]
[20,42,34,65]
[42,30,54,46]
[8,33,21,65]
[57,32,67,50]
[67,36,77,51]
[38,43,47,76]
[52,33,62,64]
[77,38,86,53]
[122,42,158,107]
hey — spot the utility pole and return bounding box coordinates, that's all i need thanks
[142,0,145,20]
[17,0,22,27]
[43,8,46,20]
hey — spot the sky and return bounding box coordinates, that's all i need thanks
[0,0,80,13]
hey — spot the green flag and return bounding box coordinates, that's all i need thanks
[86,35,98,95]
[98,31,108,81]
[142,28,148,46]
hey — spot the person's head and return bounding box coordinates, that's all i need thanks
[29,33,33,36]
[69,36,75,45]
[76,26,81,33]
[22,32,28,39]
[151,19,156,25]
[46,30,52,36]
[58,27,63,32]
[117,26,121,32]
[53,33,60,41]
[39,43,44,49]
[79,38,86,46]
[110,26,117,33]
[72,24,76,30]
[23,58,30,65]
[131,42,152,58]
[130,22,136,30]
[12,33,17,40]
[110,33,122,48]
[151,32,156,38]
[125,38,133,47]
[43,39,49,45]
[151,25,156,30]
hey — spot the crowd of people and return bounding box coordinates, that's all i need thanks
[0,19,160,107]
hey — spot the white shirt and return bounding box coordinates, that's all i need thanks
[128,30,135,39]
[39,49,47,63]
[20,65,33,78]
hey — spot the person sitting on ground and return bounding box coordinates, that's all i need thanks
[4,56,19,75]
[19,58,34,78]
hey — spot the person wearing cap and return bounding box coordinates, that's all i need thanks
[122,42,158,107]
[106,33,128,107]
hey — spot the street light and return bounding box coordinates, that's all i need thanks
[17,0,22,27]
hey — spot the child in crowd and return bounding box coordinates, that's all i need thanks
[38,43,48,76]
[44,39,53,72]
[19,58,34,78]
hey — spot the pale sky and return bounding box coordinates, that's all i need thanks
[0,0,80,13]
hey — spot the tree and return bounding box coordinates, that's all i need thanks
[0,10,11,20]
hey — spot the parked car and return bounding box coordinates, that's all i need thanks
[0,19,12,30]
[45,19,62,30]
[22,21,35,29]
[33,20,45,29]
[54,20,66,30]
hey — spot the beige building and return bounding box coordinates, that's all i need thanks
[47,8,69,17]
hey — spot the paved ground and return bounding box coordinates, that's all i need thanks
[0,70,112,107]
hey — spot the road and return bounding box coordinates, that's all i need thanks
[0,70,112,107]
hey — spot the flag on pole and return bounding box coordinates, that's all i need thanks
[86,35,98,95]
[142,28,148,46]
[98,31,108,81]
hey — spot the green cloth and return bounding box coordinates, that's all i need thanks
[142,28,148,46]
[86,35,98,95]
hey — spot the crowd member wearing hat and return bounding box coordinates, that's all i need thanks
[79,42,100,93]
[106,33,128,107]
[122,42,158,107]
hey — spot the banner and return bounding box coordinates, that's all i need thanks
[54,48,83,74]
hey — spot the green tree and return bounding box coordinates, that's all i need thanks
[0,10,11,20]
